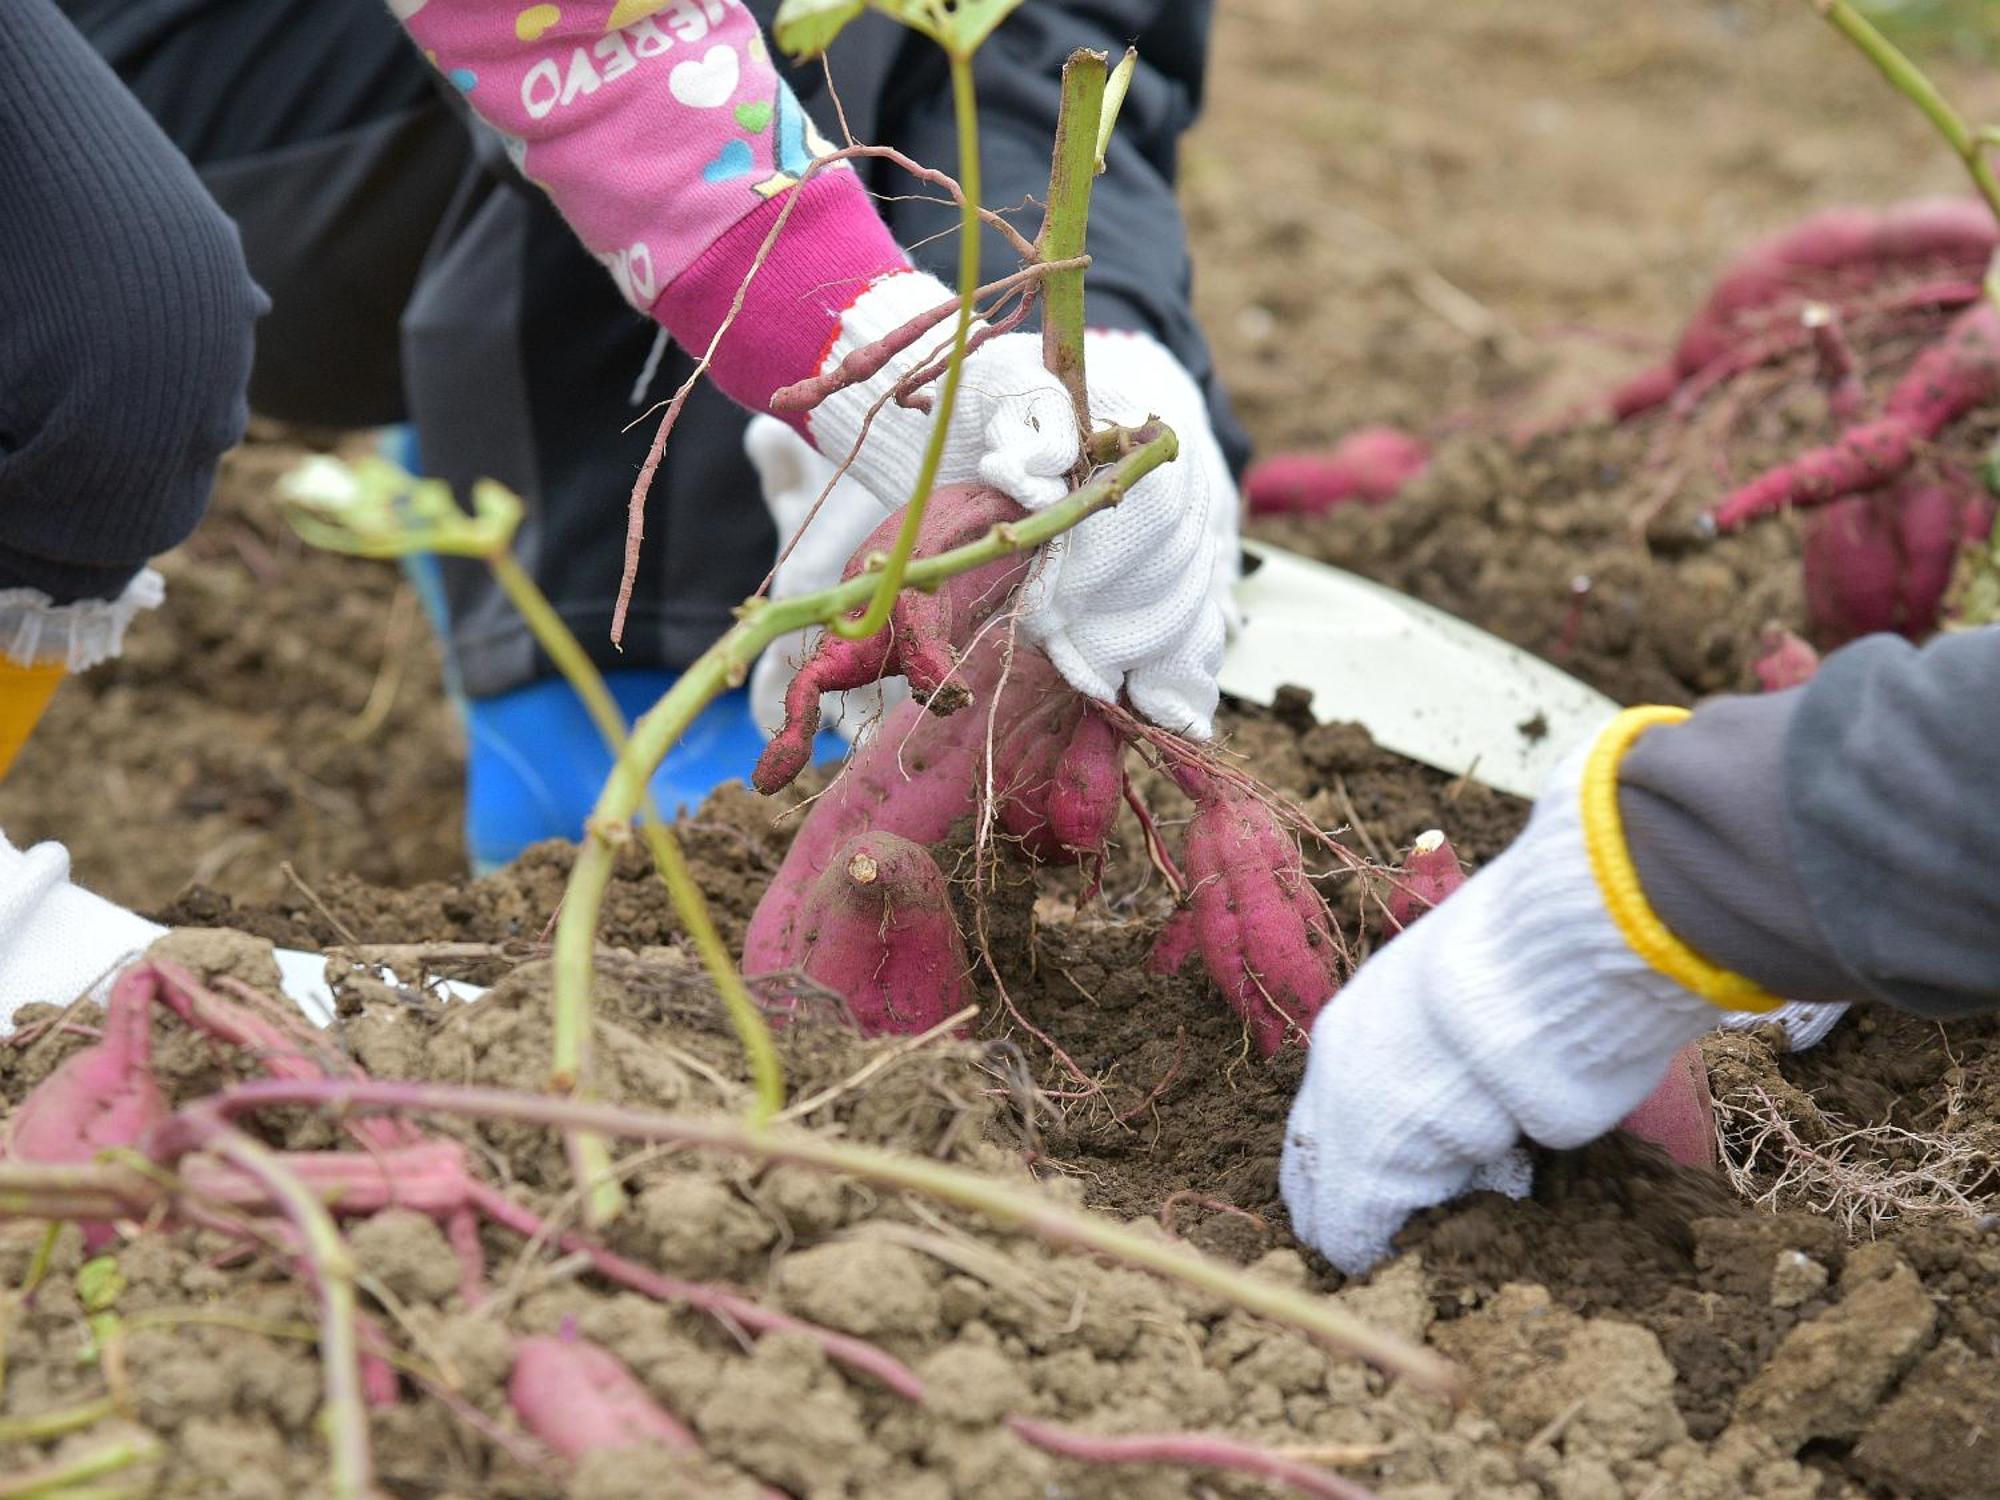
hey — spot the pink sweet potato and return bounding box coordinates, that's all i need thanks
[1167,758,1343,1057]
[1147,906,1200,977]
[1751,625,1821,691]
[1610,198,1999,419]
[1615,1041,1717,1171]
[1383,830,1466,936]
[1243,427,1430,517]
[793,832,972,1036]
[1800,480,1994,644]
[997,702,1125,864]
[509,1331,700,1459]
[754,484,1031,795]
[1711,299,2000,529]
[993,689,1086,860]
[6,965,167,1189]
[744,640,1067,974]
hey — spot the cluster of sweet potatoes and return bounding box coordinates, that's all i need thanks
[744,484,1343,1058]
[1626,198,2000,646]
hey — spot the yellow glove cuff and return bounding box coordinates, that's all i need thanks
[1580,706,1782,1014]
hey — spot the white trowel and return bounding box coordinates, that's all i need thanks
[1219,539,1619,800]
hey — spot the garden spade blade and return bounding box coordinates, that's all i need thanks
[1219,539,1618,800]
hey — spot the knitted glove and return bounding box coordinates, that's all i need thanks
[743,415,907,745]
[804,272,1239,736]
[1280,728,1726,1275]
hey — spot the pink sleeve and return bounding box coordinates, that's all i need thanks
[396,0,911,417]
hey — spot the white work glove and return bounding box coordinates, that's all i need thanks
[804,269,1239,738]
[0,833,481,1034]
[744,415,909,746]
[1280,736,1727,1276]
[0,834,164,1030]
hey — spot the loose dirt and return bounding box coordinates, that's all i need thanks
[8,3,2000,1497]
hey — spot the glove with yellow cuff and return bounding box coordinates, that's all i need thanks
[1280,707,1798,1276]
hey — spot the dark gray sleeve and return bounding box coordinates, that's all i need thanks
[868,1,1252,478]
[1619,625,2000,1019]
[0,0,263,602]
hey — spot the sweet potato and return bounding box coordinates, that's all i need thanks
[1147,906,1200,977]
[1800,480,1994,644]
[1750,625,1821,691]
[6,966,167,1169]
[791,832,972,1036]
[1615,1041,1717,1171]
[1167,758,1343,1057]
[1711,299,2000,529]
[1242,427,1429,516]
[744,640,1067,974]
[754,484,1031,794]
[999,702,1125,863]
[1610,198,1999,419]
[509,1331,700,1460]
[1383,830,1466,936]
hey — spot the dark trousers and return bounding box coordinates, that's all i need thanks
[61,0,779,697]
[1,0,260,603]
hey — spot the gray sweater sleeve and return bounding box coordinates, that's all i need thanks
[1619,625,2000,1019]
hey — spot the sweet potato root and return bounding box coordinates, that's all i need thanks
[1166,757,1343,1057]
[1711,299,2000,529]
[1616,1041,1717,1171]
[1383,830,1466,936]
[753,484,1031,795]
[510,1330,700,1459]
[1751,625,1822,691]
[1242,427,1429,517]
[1610,198,1998,419]
[744,640,1068,974]
[793,832,973,1036]
[5,966,167,1245]
[1800,480,1994,644]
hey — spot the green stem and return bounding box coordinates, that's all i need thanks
[490,555,784,1211]
[0,1437,157,1500]
[1812,0,2000,222]
[200,1127,371,1500]
[0,1396,117,1446]
[1040,51,1109,451]
[551,429,1179,1101]
[831,50,984,642]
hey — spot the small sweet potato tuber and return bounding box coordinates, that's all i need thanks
[510,1330,700,1459]
[1616,1041,1717,1171]
[5,965,167,1246]
[1000,702,1126,863]
[1167,757,1343,1057]
[754,484,1030,795]
[1800,480,1994,644]
[1750,625,1821,691]
[1711,300,2000,529]
[744,640,1068,974]
[1383,830,1466,936]
[791,832,973,1036]
[1242,427,1429,516]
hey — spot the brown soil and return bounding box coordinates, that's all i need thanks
[8,3,2000,1498]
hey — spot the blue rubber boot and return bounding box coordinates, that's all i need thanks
[377,426,842,874]
[464,671,845,874]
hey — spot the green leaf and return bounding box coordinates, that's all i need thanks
[277,455,522,561]
[773,0,868,58]
[930,0,1028,54]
